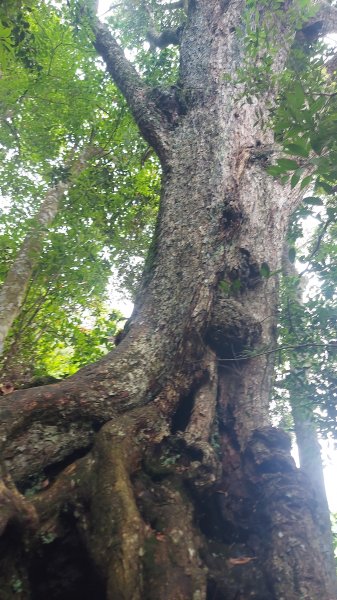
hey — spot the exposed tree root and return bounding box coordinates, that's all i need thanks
[0,342,333,599]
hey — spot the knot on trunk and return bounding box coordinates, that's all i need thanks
[244,427,295,475]
[206,297,262,358]
[179,433,222,488]
[144,434,221,490]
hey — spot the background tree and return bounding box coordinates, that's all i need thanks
[0,0,159,382]
[1,1,337,599]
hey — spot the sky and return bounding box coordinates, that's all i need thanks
[98,0,119,19]
[322,441,337,511]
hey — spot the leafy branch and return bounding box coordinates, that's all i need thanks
[91,16,173,161]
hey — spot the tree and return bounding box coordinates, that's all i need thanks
[1,0,337,599]
[0,146,98,357]
[279,243,336,593]
[0,0,159,382]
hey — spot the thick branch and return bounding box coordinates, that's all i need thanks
[0,313,195,483]
[142,0,184,48]
[0,182,65,357]
[185,349,217,442]
[86,418,147,598]
[92,20,172,162]
[0,472,38,535]
[147,26,182,49]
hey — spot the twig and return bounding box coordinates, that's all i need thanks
[218,341,335,362]
[299,216,333,276]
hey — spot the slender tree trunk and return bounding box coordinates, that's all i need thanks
[0,1,335,599]
[293,403,336,589]
[0,147,94,358]
[282,245,337,596]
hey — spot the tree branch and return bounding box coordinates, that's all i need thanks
[218,341,337,362]
[299,216,333,276]
[147,26,183,49]
[300,2,337,39]
[92,20,172,162]
[142,0,184,49]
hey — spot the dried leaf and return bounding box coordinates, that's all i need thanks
[228,556,257,566]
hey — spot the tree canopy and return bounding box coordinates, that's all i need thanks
[0,0,161,381]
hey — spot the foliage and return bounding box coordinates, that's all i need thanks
[273,207,337,438]
[0,0,161,382]
[0,0,35,71]
[235,0,337,200]
[234,0,316,98]
[105,0,181,86]
[269,42,337,195]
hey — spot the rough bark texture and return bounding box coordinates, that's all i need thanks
[0,1,335,599]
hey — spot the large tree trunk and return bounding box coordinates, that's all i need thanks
[0,1,335,599]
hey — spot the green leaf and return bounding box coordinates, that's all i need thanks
[260,262,271,278]
[310,96,326,114]
[267,165,285,176]
[288,247,296,263]
[291,168,304,188]
[276,158,299,171]
[310,134,326,154]
[315,157,330,175]
[303,196,323,205]
[284,142,309,158]
[326,206,337,218]
[300,174,313,189]
[289,82,305,109]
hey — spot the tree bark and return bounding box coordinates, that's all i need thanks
[0,1,335,599]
